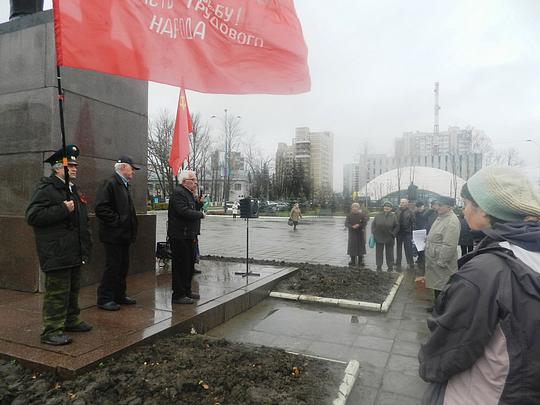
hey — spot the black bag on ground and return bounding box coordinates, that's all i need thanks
[156,241,172,260]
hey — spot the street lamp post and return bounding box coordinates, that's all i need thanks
[198,115,216,197]
[525,139,540,186]
[222,109,241,210]
[223,108,228,208]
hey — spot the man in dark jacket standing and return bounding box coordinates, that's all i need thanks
[414,201,428,270]
[371,201,399,271]
[396,198,415,272]
[424,200,439,235]
[168,170,205,304]
[26,145,92,346]
[95,156,139,311]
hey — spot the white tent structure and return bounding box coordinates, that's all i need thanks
[362,166,466,203]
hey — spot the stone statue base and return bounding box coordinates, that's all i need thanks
[0,11,156,292]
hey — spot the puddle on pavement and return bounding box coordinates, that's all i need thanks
[264,309,280,319]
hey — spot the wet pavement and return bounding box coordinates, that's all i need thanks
[0,261,295,376]
[167,213,433,404]
[2,213,432,403]
[208,273,432,405]
[156,212,375,267]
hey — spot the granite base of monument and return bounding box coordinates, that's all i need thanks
[0,215,156,292]
[0,11,155,292]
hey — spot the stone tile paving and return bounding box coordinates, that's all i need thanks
[208,275,432,404]
[165,212,435,404]
[155,212,379,267]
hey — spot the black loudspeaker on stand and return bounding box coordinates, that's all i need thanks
[235,198,260,278]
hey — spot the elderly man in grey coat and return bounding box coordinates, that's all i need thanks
[425,196,460,302]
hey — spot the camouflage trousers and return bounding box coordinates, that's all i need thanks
[42,267,82,338]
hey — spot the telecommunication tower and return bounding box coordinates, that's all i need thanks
[434,82,440,135]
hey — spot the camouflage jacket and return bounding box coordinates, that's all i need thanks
[26,175,92,272]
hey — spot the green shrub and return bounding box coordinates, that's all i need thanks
[148,202,168,211]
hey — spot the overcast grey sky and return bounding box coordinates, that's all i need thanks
[1,0,539,190]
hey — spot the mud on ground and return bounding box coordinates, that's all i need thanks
[0,334,343,405]
[201,256,398,303]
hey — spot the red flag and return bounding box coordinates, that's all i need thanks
[169,88,193,176]
[53,0,310,95]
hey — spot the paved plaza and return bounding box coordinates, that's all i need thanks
[156,212,432,404]
[156,212,378,267]
[1,213,431,404]
[0,262,295,376]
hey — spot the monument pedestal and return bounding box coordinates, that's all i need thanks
[0,11,156,292]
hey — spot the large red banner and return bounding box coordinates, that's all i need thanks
[53,0,310,94]
[169,88,193,176]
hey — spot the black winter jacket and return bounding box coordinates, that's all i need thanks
[26,175,92,272]
[425,208,438,234]
[94,173,138,244]
[167,185,203,240]
[414,211,428,230]
[397,207,414,234]
[419,221,540,405]
[458,215,474,246]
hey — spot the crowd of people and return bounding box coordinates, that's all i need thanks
[25,146,540,403]
[345,166,540,403]
[346,194,471,277]
[26,146,206,346]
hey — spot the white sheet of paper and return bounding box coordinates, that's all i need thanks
[413,229,427,252]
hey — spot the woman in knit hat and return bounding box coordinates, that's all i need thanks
[419,166,540,405]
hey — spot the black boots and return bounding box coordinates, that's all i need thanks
[349,256,364,267]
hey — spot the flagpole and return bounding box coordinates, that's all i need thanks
[56,65,71,199]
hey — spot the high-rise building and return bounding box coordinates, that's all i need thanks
[276,127,334,194]
[201,150,249,202]
[396,127,473,156]
[343,127,483,196]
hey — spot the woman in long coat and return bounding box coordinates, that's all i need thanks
[345,203,369,266]
[289,203,302,230]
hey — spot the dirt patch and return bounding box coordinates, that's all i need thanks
[1,334,343,405]
[275,264,398,303]
[201,256,399,303]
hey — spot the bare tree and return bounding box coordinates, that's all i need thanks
[147,110,175,198]
[221,110,243,202]
[396,157,403,199]
[244,139,274,200]
[189,112,212,190]
[471,128,493,154]
[492,147,525,167]
[470,127,496,166]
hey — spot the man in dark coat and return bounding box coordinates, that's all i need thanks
[168,170,205,304]
[424,200,439,235]
[458,213,474,256]
[26,145,92,346]
[95,156,139,311]
[371,201,399,271]
[414,201,428,270]
[396,198,415,272]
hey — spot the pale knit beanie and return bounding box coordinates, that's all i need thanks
[466,166,540,222]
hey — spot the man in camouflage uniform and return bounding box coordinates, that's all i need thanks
[26,145,92,345]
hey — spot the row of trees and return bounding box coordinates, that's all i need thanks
[147,109,313,202]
